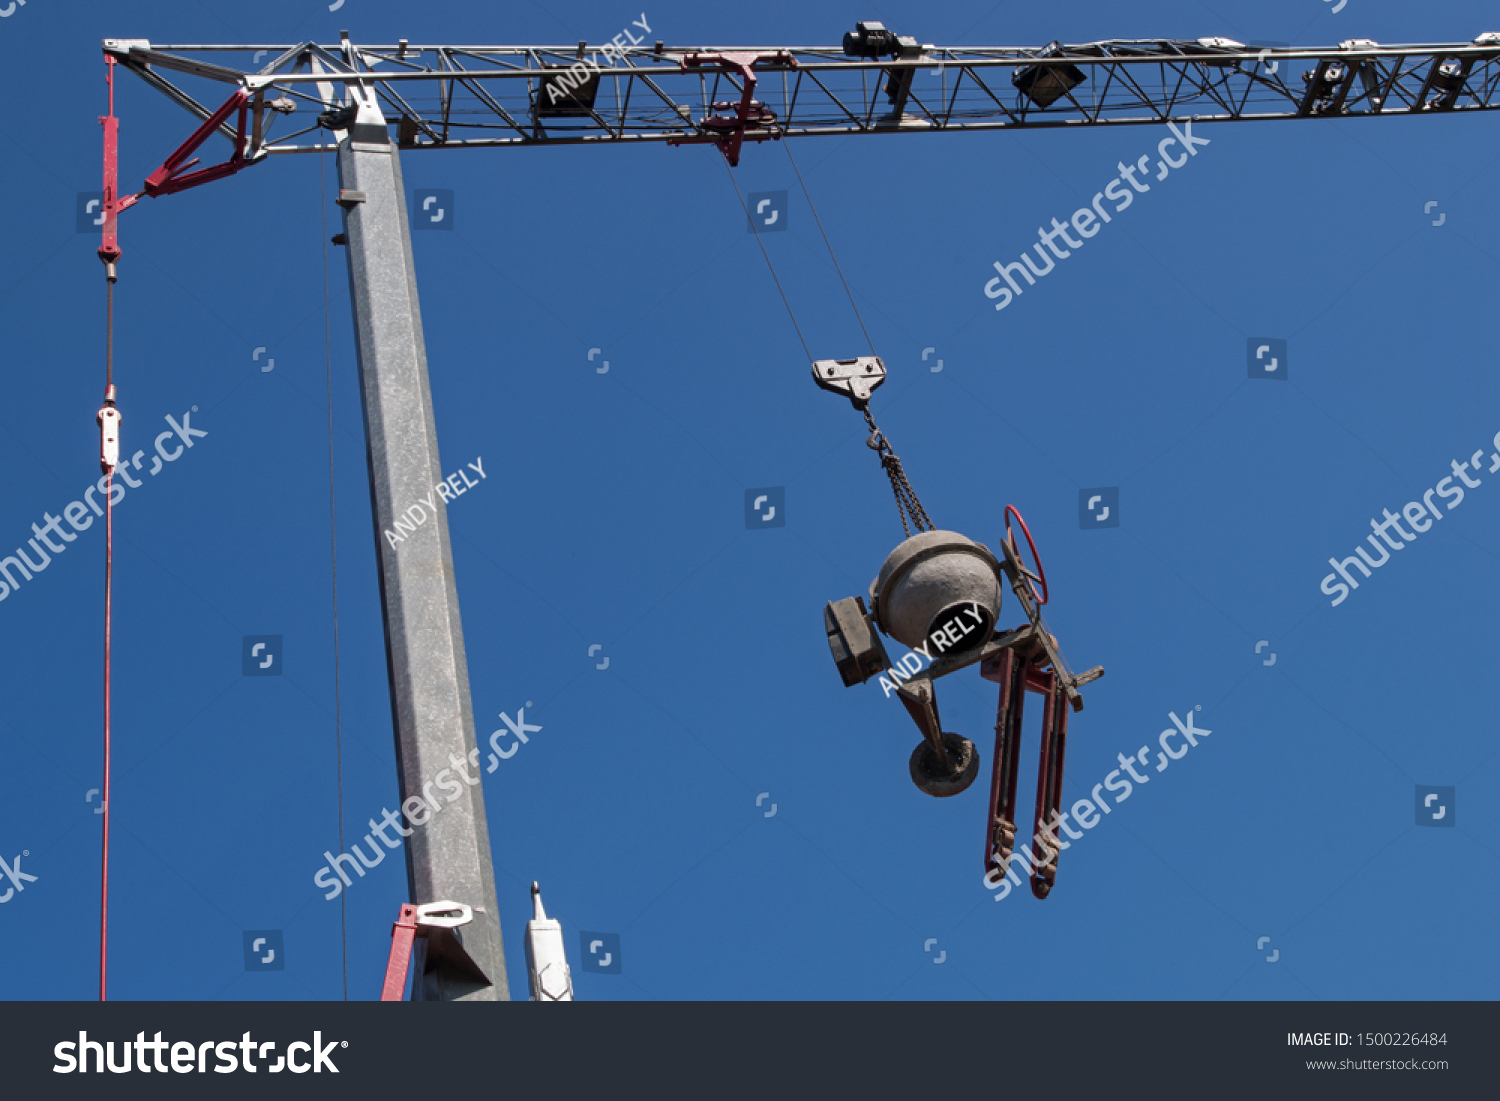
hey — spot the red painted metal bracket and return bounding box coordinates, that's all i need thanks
[97,51,256,267]
[378,900,482,1000]
[141,86,253,198]
[670,51,795,166]
[380,904,421,1001]
[97,55,136,267]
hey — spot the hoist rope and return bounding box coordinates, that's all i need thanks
[100,280,114,1002]
[718,156,813,362]
[320,146,350,1002]
[97,57,119,1003]
[101,472,112,1001]
[783,142,876,358]
[718,140,934,537]
[105,282,115,391]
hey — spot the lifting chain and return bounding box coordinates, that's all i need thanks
[862,406,933,539]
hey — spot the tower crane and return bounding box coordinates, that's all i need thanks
[89,23,1500,998]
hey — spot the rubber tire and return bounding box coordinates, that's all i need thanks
[909,732,979,798]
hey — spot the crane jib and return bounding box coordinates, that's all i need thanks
[99,34,1500,164]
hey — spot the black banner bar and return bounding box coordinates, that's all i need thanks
[1,1001,1491,1098]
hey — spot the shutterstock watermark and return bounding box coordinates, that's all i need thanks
[1320,429,1499,606]
[313,747,484,901]
[0,849,37,903]
[0,408,207,607]
[983,122,1211,313]
[313,706,539,899]
[484,704,542,766]
[983,706,1214,900]
[54,1031,343,1074]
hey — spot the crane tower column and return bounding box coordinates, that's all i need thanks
[336,91,508,1001]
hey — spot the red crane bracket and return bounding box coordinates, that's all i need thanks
[380,905,423,1001]
[97,54,135,268]
[670,51,795,166]
[98,51,258,268]
[141,86,254,198]
[379,900,488,1001]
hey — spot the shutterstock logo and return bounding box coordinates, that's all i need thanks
[745,487,785,529]
[1319,429,1499,606]
[413,189,454,229]
[983,122,1210,313]
[1079,487,1119,529]
[746,190,788,233]
[55,1031,345,1074]
[0,407,207,609]
[1247,337,1288,380]
[983,706,1215,901]
[1416,785,1455,827]
[0,850,37,903]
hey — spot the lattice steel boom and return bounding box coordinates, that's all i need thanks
[104,30,1500,166]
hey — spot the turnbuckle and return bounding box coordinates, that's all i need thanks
[97,385,120,475]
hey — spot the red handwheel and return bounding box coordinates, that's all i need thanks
[1003,504,1049,607]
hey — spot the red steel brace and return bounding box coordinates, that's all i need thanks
[673,51,795,166]
[380,905,422,1001]
[141,85,253,198]
[97,55,136,270]
[379,900,480,1000]
[96,51,257,269]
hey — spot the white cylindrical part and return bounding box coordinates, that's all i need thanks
[525,883,574,1002]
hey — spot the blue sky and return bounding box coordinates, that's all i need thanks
[2,0,1498,1001]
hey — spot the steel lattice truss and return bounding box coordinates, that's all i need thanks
[103,32,1500,164]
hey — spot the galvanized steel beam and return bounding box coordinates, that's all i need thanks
[336,91,508,1001]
